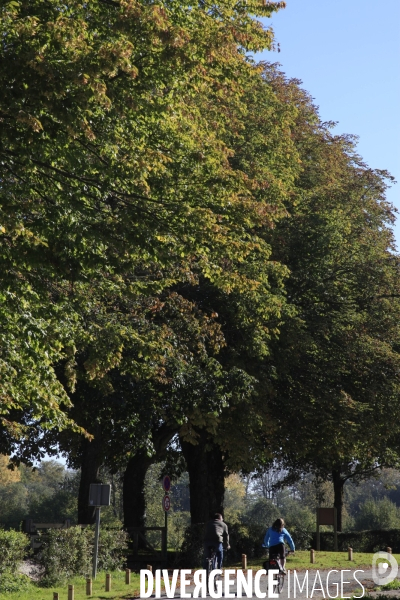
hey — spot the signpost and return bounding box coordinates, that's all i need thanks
[162,495,171,512]
[89,484,111,579]
[316,507,338,551]
[162,476,171,556]
[162,475,171,493]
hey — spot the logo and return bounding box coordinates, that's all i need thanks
[372,551,398,586]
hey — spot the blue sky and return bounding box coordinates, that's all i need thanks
[258,0,400,246]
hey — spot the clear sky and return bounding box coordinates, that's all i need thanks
[258,0,400,245]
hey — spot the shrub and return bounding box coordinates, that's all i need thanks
[96,527,129,571]
[0,529,29,574]
[0,573,31,594]
[38,527,92,587]
[354,498,400,531]
[180,524,205,568]
[313,528,400,552]
[38,526,129,587]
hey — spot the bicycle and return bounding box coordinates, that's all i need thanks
[263,549,293,595]
[205,546,218,595]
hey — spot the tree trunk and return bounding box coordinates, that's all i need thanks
[332,468,344,532]
[122,424,176,529]
[181,432,225,524]
[78,424,103,524]
[123,450,154,529]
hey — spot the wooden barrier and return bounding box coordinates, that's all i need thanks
[242,554,247,569]
[106,573,111,592]
[348,547,353,561]
[53,594,59,600]
[126,568,131,584]
[310,549,315,564]
[387,547,392,554]
[86,578,92,595]
[68,584,74,600]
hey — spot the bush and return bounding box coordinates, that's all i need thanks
[96,527,129,571]
[0,572,31,594]
[0,529,29,574]
[38,527,92,587]
[38,526,129,587]
[313,528,400,552]
[180,524,205,568]
[354,498,400,531]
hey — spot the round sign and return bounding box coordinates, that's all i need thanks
[162,475,171,492]
[162,494,171,512]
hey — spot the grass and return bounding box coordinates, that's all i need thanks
[375,577,400,591]
[1,570,141,600]
[240,550,400,571]
[4,552,400,599]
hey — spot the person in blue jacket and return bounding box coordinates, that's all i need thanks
[263,518,295,573]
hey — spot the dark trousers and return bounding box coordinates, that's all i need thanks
[204,542,223,569]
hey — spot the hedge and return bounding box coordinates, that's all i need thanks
[312,529,400,552]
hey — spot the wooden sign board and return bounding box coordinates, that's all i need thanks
[316,507,338,551]
[317,507,335,526]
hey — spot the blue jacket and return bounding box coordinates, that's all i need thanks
[263,527,295,551]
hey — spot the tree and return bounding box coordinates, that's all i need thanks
[262,68,400,530]
[1,0,289,436]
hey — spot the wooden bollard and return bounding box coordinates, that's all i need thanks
[310,549,315,564]
[242,554,247,569]
[126,568,131,584]
[68,585,74,600]
[53,594,59,600]
[387,547,392,554]
[348,547,353,561]
[106,573,112,592]
[86,578,92,596]
[146,564,153,573]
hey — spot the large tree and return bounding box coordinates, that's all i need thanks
[1,0,291,436]
[262,69,400,530]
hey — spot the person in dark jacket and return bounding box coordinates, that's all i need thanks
[263,517,295,573]
[203,513,230,569]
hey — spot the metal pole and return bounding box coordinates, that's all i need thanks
[92,507,101,579]
[164,507,168,560]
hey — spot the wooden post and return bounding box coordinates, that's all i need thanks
[333,507,338,552]
[387,547,392,554]
[68,585,74,600]
[316,509,320,551]
[53,594,59,600]
[310,549,315,564]
[125,568,131,584]
[242,554,247,569]
[86,578,92,595]
[348,547,353,561]
[146,564,153,573]
[106,573,111,592]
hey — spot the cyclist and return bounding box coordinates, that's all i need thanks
[203,513,230,569]
[263,517,295,574]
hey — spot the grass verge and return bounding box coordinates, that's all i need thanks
[1,570,140,600]
[241,550,400,571]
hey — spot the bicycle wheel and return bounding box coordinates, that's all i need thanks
[273,573,285,595]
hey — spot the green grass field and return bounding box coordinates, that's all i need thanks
[2,570,141,600]
[241,550,400,571]
[3,552,399,599]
